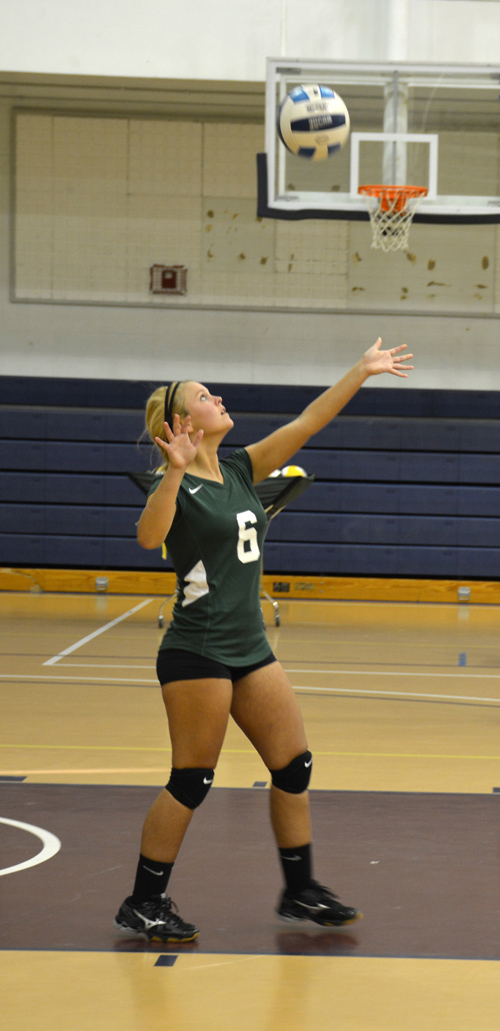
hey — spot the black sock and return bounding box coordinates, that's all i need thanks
[131,853,174,902]
[278,843,313,894]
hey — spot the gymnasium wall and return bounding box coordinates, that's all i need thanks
[2,1,500,391]
[1,2,500,582]
[1,97,500,390]
[1,1,500,80]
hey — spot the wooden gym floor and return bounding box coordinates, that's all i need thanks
[1,590,499,1030]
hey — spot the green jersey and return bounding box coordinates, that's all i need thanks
[150,449,271,665]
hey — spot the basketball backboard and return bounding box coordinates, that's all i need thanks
[258,59,500,225]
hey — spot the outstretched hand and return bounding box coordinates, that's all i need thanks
[155,414,204,470]
[363,337,414,378]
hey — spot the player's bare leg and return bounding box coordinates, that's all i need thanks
[231,662,361,927]
[114,677,232,942]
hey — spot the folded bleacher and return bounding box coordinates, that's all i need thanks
[1,376,499,579]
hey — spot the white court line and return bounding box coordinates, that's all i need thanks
[46,661,500,677]
[0,674,157,684]
[0,816,61,877]
[293,685,500,704]
[285,667,500,679]
[1,673,500,706]
[55,662,154,670]
[43,598,154,666]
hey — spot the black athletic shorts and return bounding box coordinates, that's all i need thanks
[156,647,276,686]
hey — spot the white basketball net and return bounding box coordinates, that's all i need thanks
[359,187,427,253]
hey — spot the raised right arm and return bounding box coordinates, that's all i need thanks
[137,413,203,550]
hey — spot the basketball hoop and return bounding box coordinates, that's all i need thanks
[358,185,428,253]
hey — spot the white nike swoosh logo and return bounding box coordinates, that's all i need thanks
[143,866,164,876]
[296,901,329,912]
[282,855,301,861]
[304,759,312,768]
[189,485,203,494]
[203,777,213,785]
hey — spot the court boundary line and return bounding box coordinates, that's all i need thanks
[1,672,500,710]
[47,659,500,672]
[0,944,496,960]
[42,598,154,666]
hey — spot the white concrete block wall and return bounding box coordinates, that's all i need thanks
[3,100,500,389]
[12,111,500,320]
[2,1,500,79]
[347,223,497,315]
[15,114,54,299]
[203,124,264,199]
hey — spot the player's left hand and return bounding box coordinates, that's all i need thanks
[362,337,414,378]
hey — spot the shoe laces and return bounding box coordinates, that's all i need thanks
[157,894,179,915]
[138,894,176,917]
[157,894,189,927]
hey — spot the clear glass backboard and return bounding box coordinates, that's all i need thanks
[258,59,500,224]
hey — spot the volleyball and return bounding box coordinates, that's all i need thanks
[281,465,307,477]
[277,84,350,162]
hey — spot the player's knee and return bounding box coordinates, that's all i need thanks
[270,750,312,794]
[166,767,214,809]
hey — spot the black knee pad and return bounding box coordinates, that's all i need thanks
[270,751,313,794]
[166,767,214,809]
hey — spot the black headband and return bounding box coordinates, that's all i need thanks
[164,382,180,430]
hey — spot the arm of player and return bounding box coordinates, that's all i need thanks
[137,466,185,549]
[137,414,204,549]
[245,339,413,484]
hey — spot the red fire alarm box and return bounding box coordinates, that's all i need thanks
[150,265,188,295]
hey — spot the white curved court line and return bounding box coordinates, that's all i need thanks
[0,816,61,876]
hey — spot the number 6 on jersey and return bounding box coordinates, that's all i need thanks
[236,510,261,564]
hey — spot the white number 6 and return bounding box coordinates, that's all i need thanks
[236,510,261,564]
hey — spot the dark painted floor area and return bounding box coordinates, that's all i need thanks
[1,784,498,959]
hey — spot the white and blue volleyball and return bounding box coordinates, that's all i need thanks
[277,84,350,161]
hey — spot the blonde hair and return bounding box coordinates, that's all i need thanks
[144,381,190,471]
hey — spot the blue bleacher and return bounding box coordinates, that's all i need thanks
[1,376,499,579]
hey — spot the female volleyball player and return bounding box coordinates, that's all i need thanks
[114,337,413,942]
